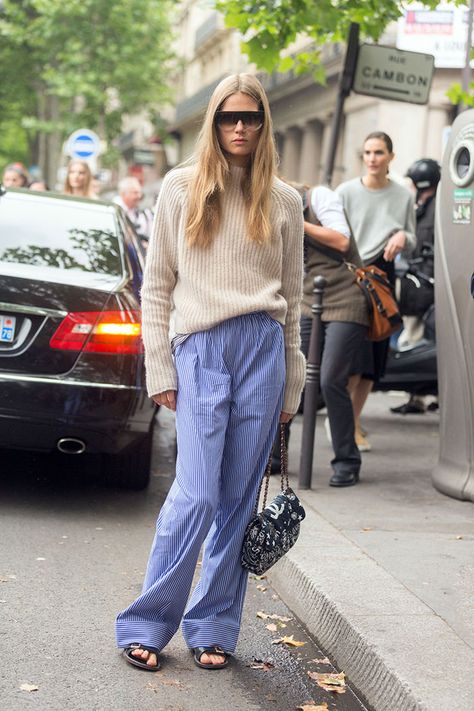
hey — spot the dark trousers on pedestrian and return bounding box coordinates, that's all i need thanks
[320,320,366,476]
[272,317,366,478]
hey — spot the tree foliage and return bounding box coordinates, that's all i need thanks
[216,0,464,82]
[0,0,176,175]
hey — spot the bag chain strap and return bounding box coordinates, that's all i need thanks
[253,424,290,516]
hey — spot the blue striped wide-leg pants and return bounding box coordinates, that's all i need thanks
[116,312,285,654]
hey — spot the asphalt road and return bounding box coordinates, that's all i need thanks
[0,410,370,711]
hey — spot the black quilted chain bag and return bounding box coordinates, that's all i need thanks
[241,425,306,576]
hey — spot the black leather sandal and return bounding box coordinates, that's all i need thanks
[123,643,161,671]
[192,646,229,670]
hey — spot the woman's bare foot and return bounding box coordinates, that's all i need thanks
[131,647,159,668]
[192,646,229,669]
[198,651,227,666]
[124,644,160,670]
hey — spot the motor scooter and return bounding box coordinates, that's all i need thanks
[375,246,437,396]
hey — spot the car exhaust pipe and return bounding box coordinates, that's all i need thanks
[57,438,86,455]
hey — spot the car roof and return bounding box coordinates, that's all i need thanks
[0,186,119,214]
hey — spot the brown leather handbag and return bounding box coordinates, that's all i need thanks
[346,262,402,341]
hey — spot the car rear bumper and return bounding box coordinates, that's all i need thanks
[0,374,156,454]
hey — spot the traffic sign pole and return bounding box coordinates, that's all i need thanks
[321,23,359,187]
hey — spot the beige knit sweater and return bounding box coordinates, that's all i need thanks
[141,164,306,414]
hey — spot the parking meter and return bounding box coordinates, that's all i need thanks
[433,108,474,502]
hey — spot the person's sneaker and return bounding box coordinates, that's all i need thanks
[355,423,371,452]
[324,417,332,444]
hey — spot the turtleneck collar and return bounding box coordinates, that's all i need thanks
[228,163,247,188]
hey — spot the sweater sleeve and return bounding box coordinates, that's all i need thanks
[141,172,180,397]
[280,193,306,414]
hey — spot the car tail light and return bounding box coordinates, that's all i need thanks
[50,310,143,354]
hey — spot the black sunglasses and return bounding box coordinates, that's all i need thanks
[215,111,264,131]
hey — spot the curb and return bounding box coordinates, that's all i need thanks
[267,493,474,711]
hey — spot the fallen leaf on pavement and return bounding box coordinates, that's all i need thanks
[455,535,463,540]
[310,657,331,665]
[256,611,291,622]
[361,527,373,532]
[256,585,267,592]
[266,623,278,632]
[20,684,39,692]
[272,635,306,647]
[308,671,346,693]
[0,575,16,583]
[297,703,328,711]
[249,659,275,671]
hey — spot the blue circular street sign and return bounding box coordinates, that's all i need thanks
[66,129,101,160]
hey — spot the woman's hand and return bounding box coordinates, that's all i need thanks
[152,390,177,411]
[383,230,406,261]
[280,411,293,424]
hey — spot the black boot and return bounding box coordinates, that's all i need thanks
[329,470,359,487]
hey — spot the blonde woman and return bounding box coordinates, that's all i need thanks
[63,159,97,198]
[116,74,305,672]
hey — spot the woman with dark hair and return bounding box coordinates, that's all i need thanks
[115,74,305,672]
[337,131,416,451]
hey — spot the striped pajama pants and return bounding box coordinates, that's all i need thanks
[116,312,285,654]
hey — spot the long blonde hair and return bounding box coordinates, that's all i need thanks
[186,74,278,247]
[63,159,95,198]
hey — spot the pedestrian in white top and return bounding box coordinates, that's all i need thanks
[115,74,305,673]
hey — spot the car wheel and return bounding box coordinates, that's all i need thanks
[103,430,153,490]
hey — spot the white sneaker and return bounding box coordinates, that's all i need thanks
[324,417,332,445]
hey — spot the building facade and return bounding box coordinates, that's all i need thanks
[169,1,461,186]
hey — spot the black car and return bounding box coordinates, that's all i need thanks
[0,187,156,489]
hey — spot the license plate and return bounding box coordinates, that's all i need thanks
[0,314,16,343]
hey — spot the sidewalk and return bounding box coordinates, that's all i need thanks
[267,391,474,711]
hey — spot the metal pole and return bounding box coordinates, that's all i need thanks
[298,275,327,489]
[458,0,474,115]
[322,23,359,186]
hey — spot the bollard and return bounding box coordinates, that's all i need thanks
[298,275,327,489]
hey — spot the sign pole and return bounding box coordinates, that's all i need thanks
[322,23,359,187]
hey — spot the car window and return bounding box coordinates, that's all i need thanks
[0,194,122,276]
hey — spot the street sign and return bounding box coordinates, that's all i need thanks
[65,129,101,160]
[353,44,435,104]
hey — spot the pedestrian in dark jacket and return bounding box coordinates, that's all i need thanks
[391,158,440,415]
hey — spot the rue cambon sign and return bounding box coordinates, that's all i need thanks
[353,43,435,105]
